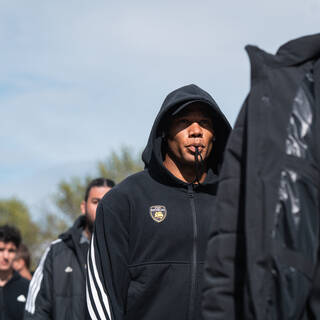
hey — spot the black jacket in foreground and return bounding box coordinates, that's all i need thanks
[0,271,29,320]
[86,84,231,320]
[24,216,89,320]
[202,33,320,320]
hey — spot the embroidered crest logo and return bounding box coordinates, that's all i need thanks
[150,205,167,223]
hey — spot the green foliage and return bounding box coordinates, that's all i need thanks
[54,146,143,223]
[54,176,91,224]
[0,198,41,260]
[0,146,143,267]
[38,210,69,243]
[97,146,143,183]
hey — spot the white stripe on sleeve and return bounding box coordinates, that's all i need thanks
[86,277,98,320]
[86,234,112,320]
[25,239,62,314]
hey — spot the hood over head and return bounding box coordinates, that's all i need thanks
[142,84,231,183]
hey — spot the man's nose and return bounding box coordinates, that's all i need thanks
[3,250,9,259]
[189,122,203,137]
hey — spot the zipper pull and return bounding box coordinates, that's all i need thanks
[187,184,193,197]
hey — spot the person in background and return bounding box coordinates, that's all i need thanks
[0,224,29,320]
[86,84,231,320]
[24,177,115,320]
[13,243,32,280]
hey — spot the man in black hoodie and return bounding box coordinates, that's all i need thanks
[86,84,231,320]
[24,177,114,320]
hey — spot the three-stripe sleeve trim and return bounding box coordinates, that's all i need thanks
[86,281,99,320]
[86,234,113,320]
[25,239,62,314]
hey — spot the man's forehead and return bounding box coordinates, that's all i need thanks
[173,103,213,118]
[88,185,111,198]
[0,241,17,249]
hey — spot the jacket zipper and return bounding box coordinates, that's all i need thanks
[188,184,197,320]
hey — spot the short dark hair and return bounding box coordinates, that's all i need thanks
[0,224,22,248]
[84,178,115,201]
[15,243,31,269]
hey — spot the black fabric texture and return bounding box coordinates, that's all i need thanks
[202,33,320,320]
[0,271,29,320]
[24,215,89,320]
[90,84,231,320]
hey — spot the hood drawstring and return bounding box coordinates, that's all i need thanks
[194,146,204,185]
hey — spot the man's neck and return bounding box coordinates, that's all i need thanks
[0,269,13,287]
[163,154,207,184]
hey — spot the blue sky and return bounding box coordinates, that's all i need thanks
[0,0,318,218]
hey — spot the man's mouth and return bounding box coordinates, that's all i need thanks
[186,144,205,153]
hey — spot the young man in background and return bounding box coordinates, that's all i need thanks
[0,224,29,320]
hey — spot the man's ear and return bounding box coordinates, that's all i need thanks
[80,201,86,215]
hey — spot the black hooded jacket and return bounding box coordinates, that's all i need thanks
[202,34,320,320]
[24,216,90,320]
[86,84,231,320]
[0,271,29,320]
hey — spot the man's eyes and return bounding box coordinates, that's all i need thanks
[177,119,212,127]
[199,120,212,127]
[0,248,16,253]
[177,119,190,125]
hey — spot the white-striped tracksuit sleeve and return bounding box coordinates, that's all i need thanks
[24,239,61,319]
[86,194,130,320]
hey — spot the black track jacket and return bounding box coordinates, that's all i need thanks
[202,34,320,320]
[24,216,89,320]
[0,271,29,320]
[86,84,231,320]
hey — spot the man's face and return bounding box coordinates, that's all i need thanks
[81,186,111,232]
[0,241,17,272]
[166,105,214,166]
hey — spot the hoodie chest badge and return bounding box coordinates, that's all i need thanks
[150,205,167,223]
